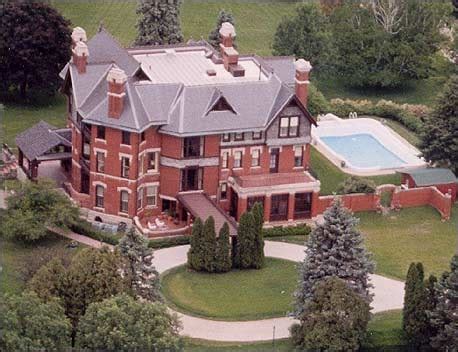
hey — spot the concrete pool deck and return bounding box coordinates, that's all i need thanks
[312,114,426,176]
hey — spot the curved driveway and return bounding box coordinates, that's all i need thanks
[153,241,405,342]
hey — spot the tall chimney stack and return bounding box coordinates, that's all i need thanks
[71,27,87,47]
[219,22,245,77]
[294,59,312,107]
[73,41,89,74]
[107,67,127,119]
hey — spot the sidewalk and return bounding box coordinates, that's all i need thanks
[48,226,114,250]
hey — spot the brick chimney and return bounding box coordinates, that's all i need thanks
[72,41,89,74]
[219,22,245,77]
[294,59,312,107]
[71,27,87,47]
[107,67,128,119]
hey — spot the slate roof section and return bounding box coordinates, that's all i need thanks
[399,168,457,186]
[16,121,72,161]
[259,56,296,87]
[177,192,238,236]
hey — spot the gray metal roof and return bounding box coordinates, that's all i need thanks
[15,121,72,161]
[64,29,314,134]
[399,168,457,186]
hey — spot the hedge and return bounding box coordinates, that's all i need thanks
[148,235,190,249]
[329,98,429,133]
[69,221,120,246]
[263,224,311,238]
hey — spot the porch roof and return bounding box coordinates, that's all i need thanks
[234,172,316,188]
[177,192,238,236]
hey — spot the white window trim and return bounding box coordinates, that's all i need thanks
[93,181,107,188]
[95,138,106,144]
[93,148,107,156]
[139,147,161,157]
[220,149,232,156]
[117,187,132,194]
[146,151,159,174]
[119,153,133,160]
[232,147,246,155]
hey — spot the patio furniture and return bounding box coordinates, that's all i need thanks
[147,221,157,231]
[155,218,166,229]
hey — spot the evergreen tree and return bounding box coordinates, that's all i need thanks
[294,199,374,318]
[272,3,331,71]
[135,0,183,46]
[429,254,458,350]
[208,9,236,49]
[215,222,232,273]
[290,277,371,351]
[251,202,265,269]
[187,217,204,271]
[118,228,161,302]
[234,211,257,269]
[202,216,217,272]
[403,262,433,350]
[420,75,458,174]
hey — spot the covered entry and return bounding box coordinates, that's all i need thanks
[15,121,72,181]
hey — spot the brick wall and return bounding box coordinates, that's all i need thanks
[312,192,378,217]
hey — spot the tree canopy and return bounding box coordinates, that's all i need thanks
[0,1,72,98]
[420,74,458,174]
[0,291,71,352]
[76,294,182,351]
[1,180,80,242]
[294,199,374,318]
[135,0,183,46]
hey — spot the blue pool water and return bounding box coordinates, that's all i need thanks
[320,134,407,169]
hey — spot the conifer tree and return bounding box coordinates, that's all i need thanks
[215,222,231,273]
[234,211,257,269]
[187,217,204,271]
[118,228,161,302]
[294,199,374,318]
[420,75,458,174]
[202,216,217,272]
[135,0,183,46]
[251,202,265,269]
[429,254,458,350]
[208,9,236,49]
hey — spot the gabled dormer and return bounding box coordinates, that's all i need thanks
[205,89,237,115]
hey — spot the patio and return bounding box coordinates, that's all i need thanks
[136,214,190,237]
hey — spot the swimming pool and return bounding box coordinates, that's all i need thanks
[312,115,425,175]
[321,134,407,169]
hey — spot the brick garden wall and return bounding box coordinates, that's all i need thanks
[312,192,378,216]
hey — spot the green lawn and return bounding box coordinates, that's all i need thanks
[310,147,401,195]
[161,258,297,321]
[358,205,458,281]
[184,310,405,351]
[0,233,85,295]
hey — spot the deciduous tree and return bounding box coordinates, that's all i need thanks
[118,228,161,301]
[290,277,371,351]
[294,199,374,318]
[0,291,71,352]
[0,1,72,98]
[76,294,182,351]
[135,0,183,46]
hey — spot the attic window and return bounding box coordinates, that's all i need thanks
[209,96,236,114]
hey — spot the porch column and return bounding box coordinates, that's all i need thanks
[264,195,271,223]
[287,192,295,221]
[237,196,247,221]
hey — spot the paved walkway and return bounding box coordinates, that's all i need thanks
[153,241,405,342]
[48,226,114,250]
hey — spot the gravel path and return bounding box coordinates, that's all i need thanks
[153,241,405,342]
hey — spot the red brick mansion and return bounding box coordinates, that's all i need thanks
[16,24,324,235]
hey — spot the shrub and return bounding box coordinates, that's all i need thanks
[337,176,377,194]
[263,224,311,238]
[148,235,190,249]
[69,221,119,246]
[307,84,330,117]
[329,98,427,133]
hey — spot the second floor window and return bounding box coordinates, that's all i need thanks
[120,190,129,213]
[279,116,299,138]
[183,137,202,158]
[121,157,130,178]
[221,151,229,169]
[294,146,303,167]
[96,152,105,173]
[251,149,260,167]
[122,131,131,145]
[147,152,158,172]
[234,132,244,141]
[95,185,104,208]
[234,151,242,168]
[146,186,157,206]
[97,126,105,140]
[220,182,228,199]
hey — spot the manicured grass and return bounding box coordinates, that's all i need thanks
[0,233,85,295]
[358,205,458,280]
[183,310,406,351]
[310,147,401,195]
[161,258,297,321]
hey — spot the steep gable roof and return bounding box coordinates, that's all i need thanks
[205,89,237,115]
